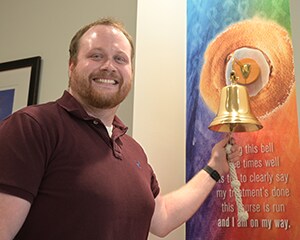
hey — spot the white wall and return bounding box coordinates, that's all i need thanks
[290,0,300,132]
[0,0,137,134]
[134,1,186,239]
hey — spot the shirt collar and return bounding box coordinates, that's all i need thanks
[57,90,128,135]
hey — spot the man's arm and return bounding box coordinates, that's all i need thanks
[150,137,240,237]
[0,192,30,240]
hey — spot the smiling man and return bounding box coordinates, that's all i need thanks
[68,22,133,117]
[0,18,240,239]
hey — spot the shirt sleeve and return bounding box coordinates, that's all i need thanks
[150,167,160,198]
[0,111,47,203]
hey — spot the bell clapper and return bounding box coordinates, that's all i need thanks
[226,132,249,222]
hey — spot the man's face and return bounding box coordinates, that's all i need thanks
[68,25,133,109]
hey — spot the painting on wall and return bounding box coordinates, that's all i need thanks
[186,0,299,239]
[0,56,41,121]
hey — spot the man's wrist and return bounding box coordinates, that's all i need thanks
[203,165,221,182]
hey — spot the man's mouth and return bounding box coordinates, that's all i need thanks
[93,78,118,85]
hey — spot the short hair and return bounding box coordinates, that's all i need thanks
[69,17,135,63]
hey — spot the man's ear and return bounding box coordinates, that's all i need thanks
[68,59,75,75]
[69,58,75,69]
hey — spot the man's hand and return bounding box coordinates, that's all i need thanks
[207,136,241,176]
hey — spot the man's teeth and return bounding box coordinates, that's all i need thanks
[94,79,116,84]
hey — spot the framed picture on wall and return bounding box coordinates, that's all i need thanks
[0,56,41,121]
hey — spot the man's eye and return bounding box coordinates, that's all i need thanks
[115,56,127,63]
[92,54,103,59]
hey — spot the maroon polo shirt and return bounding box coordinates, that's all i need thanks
[0,91,160,240]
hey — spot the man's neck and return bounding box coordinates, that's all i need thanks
[68,89,118,126]
[85,105,117,127]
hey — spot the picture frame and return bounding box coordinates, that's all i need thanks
[0,56,41,120]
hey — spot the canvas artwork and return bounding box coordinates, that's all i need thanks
[0,89,15,120]
[186,0,299,239]
[0,56,41,121]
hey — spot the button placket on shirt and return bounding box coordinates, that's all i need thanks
[91,119,122,160]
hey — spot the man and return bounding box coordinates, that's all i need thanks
[0,18,240,239]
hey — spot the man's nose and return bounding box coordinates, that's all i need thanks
[100,58,116,72]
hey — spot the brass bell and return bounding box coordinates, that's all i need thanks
[208,71,263,132]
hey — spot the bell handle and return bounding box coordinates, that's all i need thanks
[226,143,249,222]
